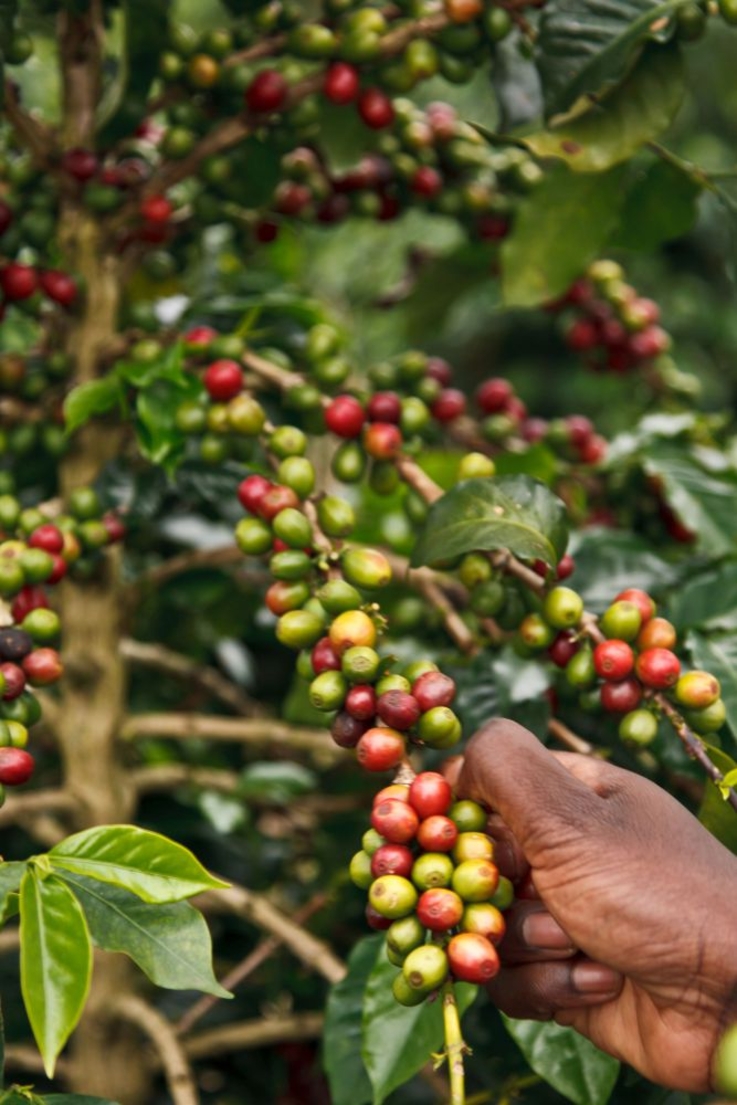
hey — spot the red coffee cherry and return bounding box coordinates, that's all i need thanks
[370,843,414,879]
[447,932,500,983]
[476,377,513,413]
[373,783,410,806]
[363,422,402,459]
[593,639,634,680]
[614,587,655,624]
[416,814,458,853]
[377,690,420,731]
[258,485,300,521]
[367,392,402,424]
[22,647,63,686]
[345,683,377,720]
[636,616,676,651]
[408,772,452,819]
[203,359,244,401]
[547,630,579,668]
[237,474,273,514]
[556,554,576,581]
[416,887,464,931]
[1,662,26,700]
[330,711,369,748]
[371,797,419,843]
[635,647,680,689]
[566,317,599,352]
[365,903,393,930]
[411,166,443,198]
[411,671,456,712]
[356,727,406,771]
[0,747,35,786]
[40,270,77,308]
[324,62,360,104]
[461,902,506,944]
[28,525,64,555]
[600,676,642,713]
[357,88,395,129]
[61,147,98,181]
[431,388,466,423]
[325,395,366,439]
[311,636,341,674]
[0,263,38,301]
[184,325,218,349]
[140,194,173,223]
[246,69,288,113]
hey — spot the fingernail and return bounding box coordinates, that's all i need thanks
[522,912,575,951]
[572,961,622,995]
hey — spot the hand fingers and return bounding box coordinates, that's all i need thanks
[487,956,623,1021]
[499,900,576,964]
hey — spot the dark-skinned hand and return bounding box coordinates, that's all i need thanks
[449,718,737,1092]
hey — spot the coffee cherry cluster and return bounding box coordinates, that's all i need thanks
[350,775,511,1002]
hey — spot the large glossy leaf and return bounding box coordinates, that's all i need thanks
[450,648,551,742]
[323,935,379,1105]
[501,163,626,307]
[362,944,477,1104]
[492,33,544,130]
[685,631,737,739]
[0,862,25,924]
[411,476,568,569]
[20,871,92,1077]
[567,529,677,611]
[611,158,702,251]
[48,826,228,903]
[538,0,687,117]
[523,47,686,172]
[642,443,737,557]
[502,1017,620,1105]
[669,561,737,633]
[698,745,737,854]
[61,873,230,998]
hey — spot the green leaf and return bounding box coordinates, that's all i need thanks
[323,935,379,1105]
[685,631,737,739]
[642,442,737,557]
[669,561,737,633]
[60,873,230,998]
[98,0,170,143]
[501,163,626,307]
[698,745,737,854]
[611,157,702,251]
[411,476,568,570]
[64,377,125,435]
[567,529,677,612]
[48,825,229,903]
[239,762,318,804]
[0,862,25,924]
[362,945,477,1104]
[538,0,687,117]
[450,648,551,741]
[523,46,686,173]
[20,870,93,1077]
[492,33,544,130]
[502,1017,620,1105]
[494,443,559,485]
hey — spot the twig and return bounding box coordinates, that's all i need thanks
[655,695,737,811]
[196,884,346,985]
[0,788,74,830]
[122,712,347,764]
[121,638,263,716]
[182,1012,324,1059]
[547,717,595,756]
[114,994,199,1105]
[3,81,55,165]
[175,892,330,1036]
[131,545,250,592]
[4,1043,71,1079]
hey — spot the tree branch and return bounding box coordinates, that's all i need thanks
[196,883,346,985]
[4,1043,71,1080]
[121,638,264,716]
[3,81,55,165]
[0,787,74,831]
[183,1012,324,1060]
[547,717,596,756]
[113,994,199,1105]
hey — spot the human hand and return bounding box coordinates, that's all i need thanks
[453,719,737,1092]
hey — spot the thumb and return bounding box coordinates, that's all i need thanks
[457,719,606,867]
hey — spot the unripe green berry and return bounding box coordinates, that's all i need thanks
[683,698,727,734]
[449,800,487,833]
[458,452,496,480]
[317,495,356,537]
[411,852,454,890]
[332,441,366,483]
[599,600,642,642]
[618,708,659,746]
[235,517,272,556]
[369,874,418,919]
[565,647,596,689]
[490,874,514,911]
[403,659,439,683]
[270,550,312,581]
[542,586,584,630]
[309,670,348,711]
[272,507,312,549]
[452,858,499,902]
[341,547,392,590]
[276,610,325,649]
[362,827,385,855]
[387,915,426,956]
[277,457,315,499]
[349,850,373,889]
[341,645,381,683]
[417,706,462,749]
[316,579,364,615]
[375,673,411,696]
[469,579,506,617]
[402,943,448,992]
[392,970,427,1006]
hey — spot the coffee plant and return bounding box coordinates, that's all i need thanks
[0,0,735,1103]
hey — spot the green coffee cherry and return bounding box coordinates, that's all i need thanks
[235,517,272,556]
[278,457,315,499]
[566,647,596,689]
[619,709,659,746]
[272,508,312,549]
[392,970,428,1006]
[341,646,381,683]
[369,875,418,920]
[402,943,448,992]
[417,706,462,749]
[362,828,385,855]
[341,547,392,590]
[276,610,325,649]
[349,851,373,889]
[387,915,426,956]
[317,495,356,537]
[542,586,584,630]
[270,550,312,581]
[411,852,454,890]
[309,670,348,711]
[376,673,411,696]
[599,600,642,642]
[317,579,364,615]
[332,441,366,483]
[449,800,487,833]
[270,425,307,458]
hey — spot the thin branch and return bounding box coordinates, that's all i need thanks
[4,1043,71,1080]
[2,82,54,165]
[122,712,347,764]
[183,1012,324,1060]
[384,551,477,655]
[131,545,248,593]
[121,638,263,716]
[0,927,19,955]
[113,994,199,1105]
[175,892,330,1036]
[656,695,737,811]
[15,812,67,847]
[0,787,74,831]
[547,717,595,756]
[196,883,346,985]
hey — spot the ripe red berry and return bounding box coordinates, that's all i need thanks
[140,195,172,223]
[255,220,279,243]
[373,783,410,806]
[377,690,420,731]
[367,392,402,424]
[330,711,369,748]
[47,554,67,585]
[61,147,98,182]
[566,317,599,352]
[365,903,393,930]
[566,415,594,448]
[0,662,26,700]
[0,263,37,301]
[358,88,395,129]
[258,485,300,521]
[324,62,360,104]
[363,422,402,460]
[102,513,126,544]
[311,636,341,674]
[39,270,77,308]
[0,747,35,786]
[578,434,607,465]
[325,395,365,439]
[412,671,456,712]
[447,932,500,983]
[274,181,312,216]
[22,647,63,685]
[600,676,642,713]
[416,814,458,853]
[629,326,670,360]
[345,683,377,720]
[426,357,453,385]
[615,588,655,624]
[476,377,513,413]
[593,639,634,681]
[431,388,466,423]
[11,585,49,624]
[408,772,452,819]
[184,325,218,349]
[28,525,64,555]
[203,359,244,401]
[237,474,273,514]
[556,553,575,580]
[411,166,443,198]
[371,797,419,843]
[371,843,414,879]
[355,727,406,772]
[635,647,680,689]
[416,887,464,931]
[246,69,288,113]
[547,629,579,668]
